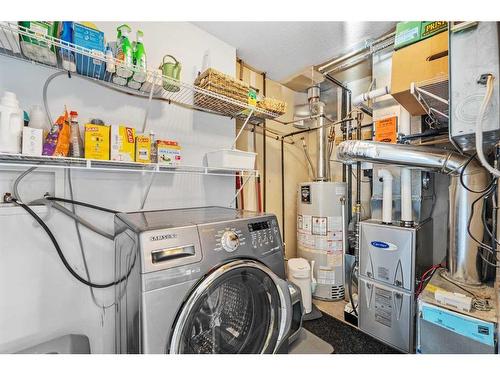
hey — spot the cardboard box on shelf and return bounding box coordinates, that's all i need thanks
[135,135,151,163]
[394,21,448,50]
[84,124,110,160]
[391,31,448,115]
[157,140,181,166]
[111,125,135,161]
[22,127,44,156]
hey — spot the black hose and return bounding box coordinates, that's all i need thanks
[45,196,119,214]
[11,198,134,288]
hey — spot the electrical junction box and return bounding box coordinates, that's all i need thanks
[417,271,497,354]
[450,22,500,151]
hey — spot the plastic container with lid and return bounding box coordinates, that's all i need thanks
[0,91,24,154]
[287,258,313,314]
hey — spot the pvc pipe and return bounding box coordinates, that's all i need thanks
[398,108,413,224]
[378,169,393,224]
[352,86,390,106]
[400,169,413,223]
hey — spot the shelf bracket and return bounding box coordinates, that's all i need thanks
[231,108,255,150]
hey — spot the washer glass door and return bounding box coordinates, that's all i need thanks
[170,262,282,354]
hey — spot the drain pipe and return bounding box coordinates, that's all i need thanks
[337,140,490,286]
[378,169,393,224]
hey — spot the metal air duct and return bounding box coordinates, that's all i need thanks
[336,140,490,286]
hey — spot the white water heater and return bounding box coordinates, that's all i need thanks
[297,181,347,300]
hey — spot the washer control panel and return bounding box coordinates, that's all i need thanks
[209,216,282,256]
[220,230,240,252]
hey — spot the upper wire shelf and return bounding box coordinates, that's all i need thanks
[410,75,449,128]
[0,153,259,177]
[0,22,283,125]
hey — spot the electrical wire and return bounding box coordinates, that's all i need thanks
[475,74,500,178]
[9,197,135,288]
[459,152,495,194]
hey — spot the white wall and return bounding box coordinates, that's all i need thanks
[0,22,236,353]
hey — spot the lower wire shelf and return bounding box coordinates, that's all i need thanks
[0,153,259,178]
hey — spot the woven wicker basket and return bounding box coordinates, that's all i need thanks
[194,68,249,113]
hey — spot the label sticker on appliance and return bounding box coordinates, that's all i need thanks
[301,215,312,233]
[421,304,495,347]
[370,241,398,251]
[317,269,335,285]
[312,217,327,236]
[374,287,392,327]
[301,185,311,204]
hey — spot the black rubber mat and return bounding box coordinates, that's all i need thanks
[303,312,400,354]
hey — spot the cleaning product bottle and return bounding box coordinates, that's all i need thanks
[127,42,142,90]
[60,21,76,72]
[69,110,84,158]
[115,24,133,79]
[150,130,157,163]
[133,30,147,83]
[0,91,24,154]
[105,43,116,74]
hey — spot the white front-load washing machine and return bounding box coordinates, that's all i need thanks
[114,207,303,354]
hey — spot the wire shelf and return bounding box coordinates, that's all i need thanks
[411,75,449,128]
[0,22,282,124]
[0,153,259,178]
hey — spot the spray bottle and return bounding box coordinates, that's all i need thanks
[115,24,133,78]
[133,30,147,83]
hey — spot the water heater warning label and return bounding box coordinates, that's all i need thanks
[312,217,327,236]
[375,287,392,327]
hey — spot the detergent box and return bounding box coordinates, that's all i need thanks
[84,124,110,160]
[157,140,182,166]
[135,135,151,163]
[110,125,135,161]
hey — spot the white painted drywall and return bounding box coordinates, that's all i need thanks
[0,22,236,353]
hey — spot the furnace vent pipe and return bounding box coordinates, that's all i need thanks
[352,86,390,107]
[378,169,393,224]
[336,140,490,286]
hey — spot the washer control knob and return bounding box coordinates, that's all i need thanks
[221,231,239,252]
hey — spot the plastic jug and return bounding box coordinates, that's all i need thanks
[160,55,181,92]
[287,258,313,314]
[0,91,24,153]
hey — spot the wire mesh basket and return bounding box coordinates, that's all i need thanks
[0,22,284,123]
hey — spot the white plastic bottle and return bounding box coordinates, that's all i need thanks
[28,105,50,131]
[0,91,24,154]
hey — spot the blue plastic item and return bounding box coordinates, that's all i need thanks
[72,23,106,80]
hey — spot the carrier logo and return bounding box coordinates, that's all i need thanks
[150,233,177,241]
[370,241,398,251]
[371,241,389,249]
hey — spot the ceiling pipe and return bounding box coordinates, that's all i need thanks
[318,32,395,75]
[336,140,490,286]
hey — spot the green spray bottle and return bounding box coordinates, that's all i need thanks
[116,24,133,78]
[133,30,147,83]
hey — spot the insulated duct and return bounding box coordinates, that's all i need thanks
[336,140,490,286]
